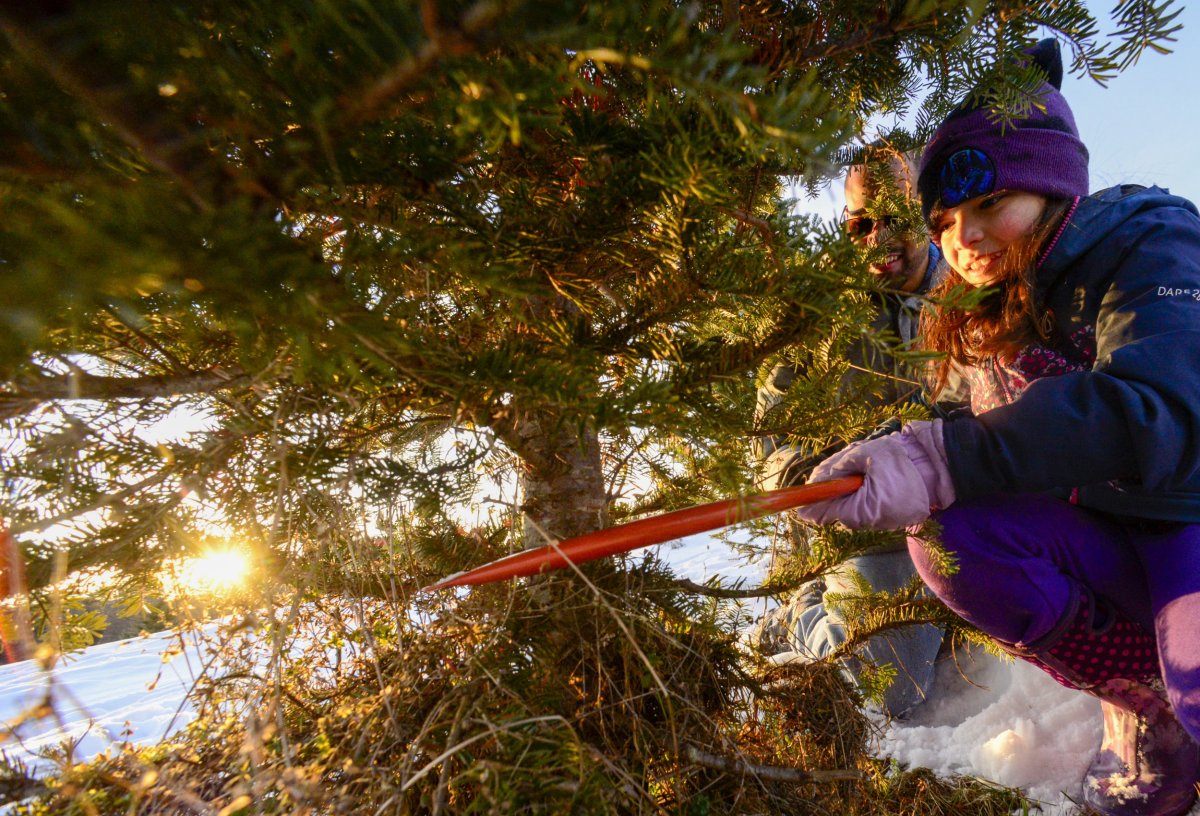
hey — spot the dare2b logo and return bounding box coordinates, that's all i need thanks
[1158,286,1200,301]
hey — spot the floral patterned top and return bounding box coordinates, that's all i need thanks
[968,325,1097,414]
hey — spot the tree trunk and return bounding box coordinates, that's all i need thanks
[513,412,608,550]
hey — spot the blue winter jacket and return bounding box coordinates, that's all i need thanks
[942,185,1200,522]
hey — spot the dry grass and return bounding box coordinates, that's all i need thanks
[2,557,1039,815]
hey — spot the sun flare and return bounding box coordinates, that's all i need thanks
[164,547,252,596]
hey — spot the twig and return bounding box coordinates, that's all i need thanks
[399,715,569,793]
[522,515,684,757]
[718,206,780,274]
[671,578,797,600]
[344,0,502,123]
[432,697,469,816]
[686,744,862,783]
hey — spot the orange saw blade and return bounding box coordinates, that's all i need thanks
[423,476,862,591]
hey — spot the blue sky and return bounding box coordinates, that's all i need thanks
[1066,2,1200,199]
[798,4,1200,216]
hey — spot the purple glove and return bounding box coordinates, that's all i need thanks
[792,420,956,530]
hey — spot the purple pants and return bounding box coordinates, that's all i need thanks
[907,493,1200,743]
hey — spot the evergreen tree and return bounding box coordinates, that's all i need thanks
[0,1,1181,812]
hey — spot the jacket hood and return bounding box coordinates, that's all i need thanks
[1038,185,1200,290]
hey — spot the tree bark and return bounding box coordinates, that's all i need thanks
[513,411,608,550]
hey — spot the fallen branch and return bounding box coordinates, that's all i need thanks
[686,744,862,783]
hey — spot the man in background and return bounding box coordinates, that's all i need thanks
[754,145,960,717]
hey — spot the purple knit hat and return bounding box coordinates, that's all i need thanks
[918,39,1089,225]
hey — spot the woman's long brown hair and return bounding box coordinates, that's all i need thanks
[922,197,1073,398]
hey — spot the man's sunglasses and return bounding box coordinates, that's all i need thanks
[843,213,900,240]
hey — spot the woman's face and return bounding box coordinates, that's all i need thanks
[933,191,1049,287]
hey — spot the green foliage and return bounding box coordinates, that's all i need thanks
[30,595,107,652]
[2,0,1180,594]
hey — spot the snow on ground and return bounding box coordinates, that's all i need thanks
[2,531,1198,816]
[880,643,1103,812]
[0,627,214,771]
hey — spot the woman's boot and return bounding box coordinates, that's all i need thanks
[1004,588,1199,816]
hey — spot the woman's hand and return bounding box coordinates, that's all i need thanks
[792,420,956,530]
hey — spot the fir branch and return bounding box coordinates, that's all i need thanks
[342,0,505,124]
[11,468,172,537]
[98,304,192,374]
[791,13,942,71]
[0,368,250,418]
[824,595,959,666]
[0,11,215,212]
